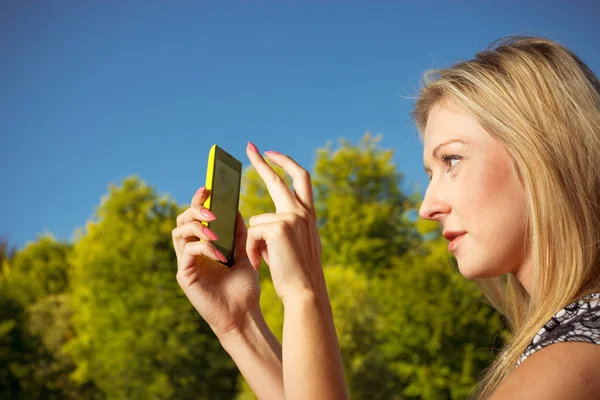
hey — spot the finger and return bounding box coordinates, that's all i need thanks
[248,212,295,227]
[239,212,272,270]
[173,221,219,247]
[176,205,217,227]
[245,224,267,271]
[191,186,208,207]
[246,142,296,212]
[264,151,315,215]
[248,213,277,227]
[245,219,296,271]
[180,240,225,271]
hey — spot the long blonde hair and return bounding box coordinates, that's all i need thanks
[412,36,600,398]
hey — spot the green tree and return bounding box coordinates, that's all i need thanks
[65,176,239,399]
[313,133,421,275]
[5,235,71,307]
[25,293,104,399]
[374,217,504,400]
[0,279,64,399]
[0,236,95,399]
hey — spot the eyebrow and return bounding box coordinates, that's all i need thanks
[424,139,468,174]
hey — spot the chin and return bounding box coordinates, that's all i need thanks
[456,260,506,280]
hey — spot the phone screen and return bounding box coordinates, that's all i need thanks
[210,158,241,257]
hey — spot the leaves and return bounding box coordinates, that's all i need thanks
[313,133,421,275]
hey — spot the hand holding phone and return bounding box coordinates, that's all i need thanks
[172,144,262,339]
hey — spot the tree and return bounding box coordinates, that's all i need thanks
[65,176,239,399]
[0,235,94,399]
[0,279,64,399]
[373,216,504,399]
[4,235,71,307]
[313,133,421,275]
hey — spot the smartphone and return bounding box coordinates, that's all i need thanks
[202,145,242,268]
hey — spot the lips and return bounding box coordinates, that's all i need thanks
[442,231,467,241]
[443,231,467,252]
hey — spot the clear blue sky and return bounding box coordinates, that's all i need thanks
[2,1,599,250]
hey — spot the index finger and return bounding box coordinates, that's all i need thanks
[263,151,315,215]
[246,142,296,212]
[191,186,208,207]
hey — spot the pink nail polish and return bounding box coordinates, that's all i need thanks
[195,186,206,195]
[264,151,280,157]
[247,142,259,153]
[203,227,219,241]
[201,208,216,220]
[214,249,227,263]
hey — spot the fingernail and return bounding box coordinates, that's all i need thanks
[203,227,219,241]
[195,186,206,196]
[247,142,259,153]
[264,151,280,157]
[214,249,227,263]
[201,208,217,220]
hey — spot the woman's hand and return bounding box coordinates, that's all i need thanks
[172,188,260,339]
[244,143,325,306]
[246,143,348,399]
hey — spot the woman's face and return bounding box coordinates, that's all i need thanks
[419,100,532,288]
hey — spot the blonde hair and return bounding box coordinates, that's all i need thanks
[412,36,600,398]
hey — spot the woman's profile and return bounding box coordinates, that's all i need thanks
[172,35,600,399]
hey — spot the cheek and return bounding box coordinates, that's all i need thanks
[457,154,528,274]
[458,149,522,225]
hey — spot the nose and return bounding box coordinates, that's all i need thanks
[419,180,451,222]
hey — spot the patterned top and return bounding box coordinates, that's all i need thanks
[516,292,600,367]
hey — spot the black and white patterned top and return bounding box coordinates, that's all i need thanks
[515,292,600,367]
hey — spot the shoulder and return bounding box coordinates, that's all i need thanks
[490,342,600,399]
[516,292,600,366]
[491,293,600,399]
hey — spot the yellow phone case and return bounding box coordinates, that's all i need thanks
[201,144,217,227]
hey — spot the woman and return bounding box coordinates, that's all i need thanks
[172,36,600,399]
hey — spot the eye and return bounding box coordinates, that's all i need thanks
[440,154,462,170]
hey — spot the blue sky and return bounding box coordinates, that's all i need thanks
[2,1,599,250]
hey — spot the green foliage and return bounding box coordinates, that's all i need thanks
[374,233,503,400]
[0,280,64,399]
[324,266,406,400]
[6,235,72,306]
[313,133,421,275]
[25,293,102,399]
[1,236,97,399]
[65,176,239,399]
